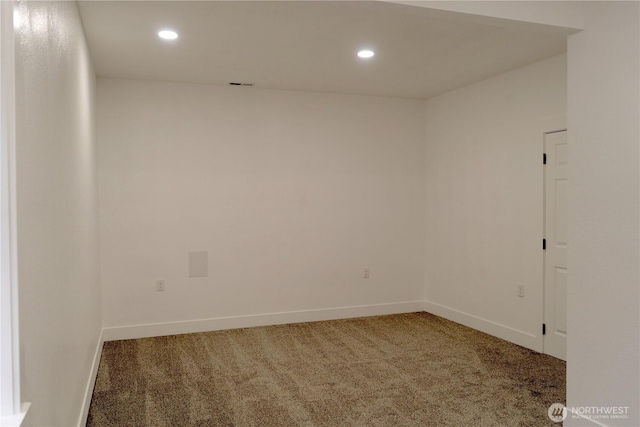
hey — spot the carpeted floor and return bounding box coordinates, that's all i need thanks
[87,312,565,426]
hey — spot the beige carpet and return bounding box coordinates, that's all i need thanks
[87,312,565,426]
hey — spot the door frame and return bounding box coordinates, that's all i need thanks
[541,119,568,360]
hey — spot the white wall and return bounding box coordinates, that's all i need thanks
[97,79,426,334]
[10,1,640,424]
[567,2,639,426]
[386,0,585,30]
[423,54,567,351]
[14,1,101,426]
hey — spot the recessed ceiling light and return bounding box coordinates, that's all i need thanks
[158,30,179,40]
[357,50,375,59]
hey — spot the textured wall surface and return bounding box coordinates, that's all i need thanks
[15,1,101,425]
[97,78,426,329]
[567,2,640,426]
[424,54,567,351]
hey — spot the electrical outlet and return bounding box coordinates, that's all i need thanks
[364,268,370,279]
[518,284,525,298]
[156,280,165,292]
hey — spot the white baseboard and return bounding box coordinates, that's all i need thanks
[81,300,544,426]
[102,301,425,342]
[77,329,104,427]
[0,403,30,427]
[423,300,541,352]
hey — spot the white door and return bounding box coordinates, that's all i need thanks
[544,130,567,360]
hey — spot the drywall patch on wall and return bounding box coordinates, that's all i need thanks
[97,79,427,329]
[15,2,101,426]
[188,251,209,278]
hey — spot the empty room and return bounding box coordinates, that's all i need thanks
[1,1,638,427]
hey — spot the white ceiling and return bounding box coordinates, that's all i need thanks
[77,1,574,100]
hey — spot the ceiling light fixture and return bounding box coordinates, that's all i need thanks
[158,30,179,40]
[357,50,375,59]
